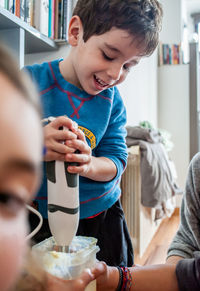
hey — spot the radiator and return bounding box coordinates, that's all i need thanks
[121,146,161,257]
[121,146,141,253]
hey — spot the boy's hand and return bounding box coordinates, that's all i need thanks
[43,116,78,162]
[65,128,92,176]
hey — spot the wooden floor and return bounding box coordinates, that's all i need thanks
[135,208,180,266]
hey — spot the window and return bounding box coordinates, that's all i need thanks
[191,12,200,51]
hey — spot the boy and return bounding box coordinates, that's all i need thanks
[0,44,104,291]
[26,0,163,266]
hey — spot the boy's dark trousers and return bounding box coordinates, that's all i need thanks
[29,199,134,267]
[77,199,134,267]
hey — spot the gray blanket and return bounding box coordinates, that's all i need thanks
[126,126,181,208]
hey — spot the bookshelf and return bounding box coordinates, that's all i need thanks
[0,6,58,67]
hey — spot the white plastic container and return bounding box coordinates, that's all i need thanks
[32,236,99,291]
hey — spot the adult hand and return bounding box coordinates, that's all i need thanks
[96,262,119,291]
[47,262,106,291]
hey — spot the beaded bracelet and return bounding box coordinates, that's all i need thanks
[116,266,133,291]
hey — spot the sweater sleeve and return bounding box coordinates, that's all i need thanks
[23,65,41,93]
[167,153,200,259]
[176,252,200,291]
[93,87,128,180]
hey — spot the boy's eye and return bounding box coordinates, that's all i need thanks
[0,192,25,216]
[123,64,131,72]
[102,52,114,61]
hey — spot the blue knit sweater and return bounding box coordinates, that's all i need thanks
[26,59,128,219]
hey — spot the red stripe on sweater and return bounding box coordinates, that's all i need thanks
[80,179,119,204]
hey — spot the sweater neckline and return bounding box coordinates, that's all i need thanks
[49,59,94,99]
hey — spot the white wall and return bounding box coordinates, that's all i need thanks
[118,51,158,127]
[25,43,70,65]
[158,65,190,190]
[160,0,183,44]
[158,0,192,192]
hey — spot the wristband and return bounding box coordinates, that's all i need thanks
[116,266,123,291]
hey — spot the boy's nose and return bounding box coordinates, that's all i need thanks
[107,64,123,82]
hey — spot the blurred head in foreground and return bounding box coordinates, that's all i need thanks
[0,45,42,291]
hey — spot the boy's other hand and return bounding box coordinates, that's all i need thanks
[65,128,117,181]
[43,116,78,162]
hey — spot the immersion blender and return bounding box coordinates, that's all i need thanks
[46,118,79,252]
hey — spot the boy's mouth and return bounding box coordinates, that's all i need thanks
[94,75,108,88]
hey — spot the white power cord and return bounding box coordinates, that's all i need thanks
[26,204,43,240]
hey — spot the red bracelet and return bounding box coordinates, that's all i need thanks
[116,266,132,291]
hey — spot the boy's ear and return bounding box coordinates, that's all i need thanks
[68,16,83,46]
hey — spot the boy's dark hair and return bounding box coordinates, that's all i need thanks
[0,45,41,116]
[73,0,163,56]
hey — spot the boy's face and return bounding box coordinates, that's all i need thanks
[0,72,42,291]
[69,18,143,95]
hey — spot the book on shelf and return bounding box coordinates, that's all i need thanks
[158,42,163,66]
[48,0,52,38]
[15,0,20,17]
[34,0,49,37]
[54,0,59,39]
[62,0,68,39]
[20,0,26,21]
[7,0,14,13]
[22,0,31,23]
[62,0,72,40]
[58,0,63,39]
